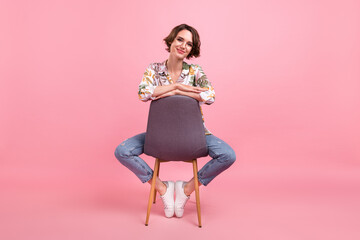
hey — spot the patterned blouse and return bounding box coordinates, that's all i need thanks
[138,59,215,135]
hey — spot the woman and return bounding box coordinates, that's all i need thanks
[114,24,236,218]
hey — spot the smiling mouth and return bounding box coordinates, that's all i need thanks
[177,49,185,54]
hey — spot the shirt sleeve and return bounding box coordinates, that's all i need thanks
[195,64,215,105]
[138,64,157,102]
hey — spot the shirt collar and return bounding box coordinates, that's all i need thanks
[158,59,190,77]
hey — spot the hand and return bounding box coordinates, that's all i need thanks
[176,83,207,93]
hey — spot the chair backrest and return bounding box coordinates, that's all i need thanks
[144,95,208,161]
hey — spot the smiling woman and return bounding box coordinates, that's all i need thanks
[163,24,200,59]
[114,23,236,221]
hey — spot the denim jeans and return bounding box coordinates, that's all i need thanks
[114,132,236,186]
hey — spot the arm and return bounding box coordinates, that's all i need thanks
[195,65,215,105]
[154,88,204,101]
[175,89,203,102]
[153,83,205,97]
[138,64,157,102]
[154,83,207,101]
[153,65,215,102]
[139,64,205,101]
[152,84,177,98]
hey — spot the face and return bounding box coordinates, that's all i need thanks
[169,29,193,60]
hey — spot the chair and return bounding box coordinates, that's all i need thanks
[144,95,209,227]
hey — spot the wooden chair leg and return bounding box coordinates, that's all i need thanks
[153,163,160,203]
[192,159,202,228]
[145,158,160,226]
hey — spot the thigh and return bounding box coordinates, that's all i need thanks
[205,134,234,159]
[120,132,146,156]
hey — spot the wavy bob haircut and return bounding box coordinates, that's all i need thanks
[163,24,201,60]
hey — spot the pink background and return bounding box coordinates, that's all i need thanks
[1,0,359,239]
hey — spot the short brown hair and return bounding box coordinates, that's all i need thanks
[163,24,201,59]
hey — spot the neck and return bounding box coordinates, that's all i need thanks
[166,55,183,73]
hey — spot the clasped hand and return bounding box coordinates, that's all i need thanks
[154,83,207,100]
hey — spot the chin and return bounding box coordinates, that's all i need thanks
[171,53,185,60]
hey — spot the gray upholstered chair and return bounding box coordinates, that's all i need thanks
[144,95,208,227]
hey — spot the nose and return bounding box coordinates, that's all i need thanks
[181,42,186,49]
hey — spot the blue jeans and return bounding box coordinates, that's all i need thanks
[114,133,236,186]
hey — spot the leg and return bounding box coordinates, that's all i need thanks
[153,163,160,203]
[114,133,154,183]
[145,159,160,226]
[174,160,202,221]
[195,134,236,187]
[184,177,202,196]
[154,164,160,203]
[146,174,166,196]
[192,159,202,228]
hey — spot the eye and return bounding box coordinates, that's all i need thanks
[177,38,183,42]
[187,43,193,47]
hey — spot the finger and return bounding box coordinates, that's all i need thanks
[154,96,163,100]
[192,90,202,93]
[196,87,207,91]
[191,88,205,93]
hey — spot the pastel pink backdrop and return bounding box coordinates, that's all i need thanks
[1,0,359,239]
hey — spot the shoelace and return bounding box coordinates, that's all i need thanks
[179,200,188,209]
[160,195,173,209]
[177,195,190,209]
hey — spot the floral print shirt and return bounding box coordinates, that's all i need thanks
[138,60,215,135]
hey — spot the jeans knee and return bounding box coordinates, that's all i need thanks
[219,148,236,166]
[114,144,129,161]
[228,149,236,165]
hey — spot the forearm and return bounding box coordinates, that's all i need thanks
[154,88,204,102]
[152,84,177,98]
[175,89,204,102]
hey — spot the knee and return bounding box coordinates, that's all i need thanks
[227,148,236,166]
[219,148,236,166]
[114,143,129,161]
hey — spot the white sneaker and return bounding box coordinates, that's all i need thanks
[159,181,175,218]
[175,181,190,218]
